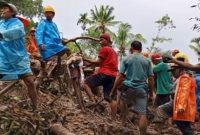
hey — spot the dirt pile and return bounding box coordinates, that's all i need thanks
[0,82,200,135]
[0,85,137,135]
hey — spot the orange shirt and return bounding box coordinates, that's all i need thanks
[26,35,38,54]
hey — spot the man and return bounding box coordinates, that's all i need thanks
[83,33,118,119]
[26,27,38,55]
[151,53,173,107]
[35,5,66,61]
[110,41,154,135]
[0,2,37,109]
[154,63,196,135]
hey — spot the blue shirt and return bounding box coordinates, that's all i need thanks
[35,19,66,60]
[120,53,153,91]
[0,18,31,80]
[195,73,200,111]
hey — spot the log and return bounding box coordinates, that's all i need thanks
[63,36,100,44]
[0,81,18,96]
[50,123,75,135]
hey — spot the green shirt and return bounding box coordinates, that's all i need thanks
[120,53,153,91]
[153,61,173,94]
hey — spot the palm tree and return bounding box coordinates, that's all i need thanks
[77,5,119,34]
[189,37,200,62]
[113,23,147,61]
[77,13,92,31]
[114,23,133,59]
[133,33,147,43]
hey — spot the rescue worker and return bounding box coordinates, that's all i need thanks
[35,5,66,61]
[0,2,38,109]
[154,58,196,135]
[26,27,38,55]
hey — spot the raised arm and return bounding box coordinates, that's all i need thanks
[173,59,200,71]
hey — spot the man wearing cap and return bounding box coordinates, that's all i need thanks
[151,53,173,107]
[110,41,154,135]
[0,2,38,109]
[35,6,66,61]
[154,62,196,135]
[83,33,118,119]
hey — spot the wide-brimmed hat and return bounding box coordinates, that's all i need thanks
[0,1,17,15]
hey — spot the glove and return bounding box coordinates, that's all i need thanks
[163,56,173,63]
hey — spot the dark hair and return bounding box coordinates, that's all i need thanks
[131,41,142,51]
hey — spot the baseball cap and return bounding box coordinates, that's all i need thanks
[100,33,112,43]
[151,53,162,61]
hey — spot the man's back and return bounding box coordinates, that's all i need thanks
[120,53,153,90]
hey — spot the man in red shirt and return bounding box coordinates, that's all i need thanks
[83,33,118,118]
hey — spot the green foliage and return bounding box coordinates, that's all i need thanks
[189,37,200,55]
[190,0,200,32]
[77,5,120,58]
[147,14,175,53]
[1,0,43,19]
[77,5,120,33]
[114,23,133,48]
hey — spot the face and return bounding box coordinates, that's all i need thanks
[30,31,35,36]
[1,6,14,19]
[152,59,159,65]
[44,11,54,20]
[99,38,108,47]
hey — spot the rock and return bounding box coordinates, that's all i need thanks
[50,123,75,135]
[0,105,8,112]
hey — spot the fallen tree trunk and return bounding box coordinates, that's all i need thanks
[63,36,100,44]
[50,123,75,135]
[0,81,18,96]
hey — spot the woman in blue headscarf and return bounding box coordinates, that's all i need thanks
[0,2,37,109]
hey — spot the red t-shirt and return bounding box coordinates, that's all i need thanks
[98,46,118,77]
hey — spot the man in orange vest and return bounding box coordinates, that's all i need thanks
[154,58,196,135]
[26,27,38,55]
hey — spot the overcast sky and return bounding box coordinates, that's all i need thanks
[43,0,200,63]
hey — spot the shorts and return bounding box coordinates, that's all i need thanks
[85,73,115,99]
[119,84,147,114]
[156,100,173,119]
[154,94,171,107]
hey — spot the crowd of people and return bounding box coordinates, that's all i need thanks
[0,1,200,135]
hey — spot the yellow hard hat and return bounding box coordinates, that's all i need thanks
[43,6,55,13]
[174,52,189,62]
